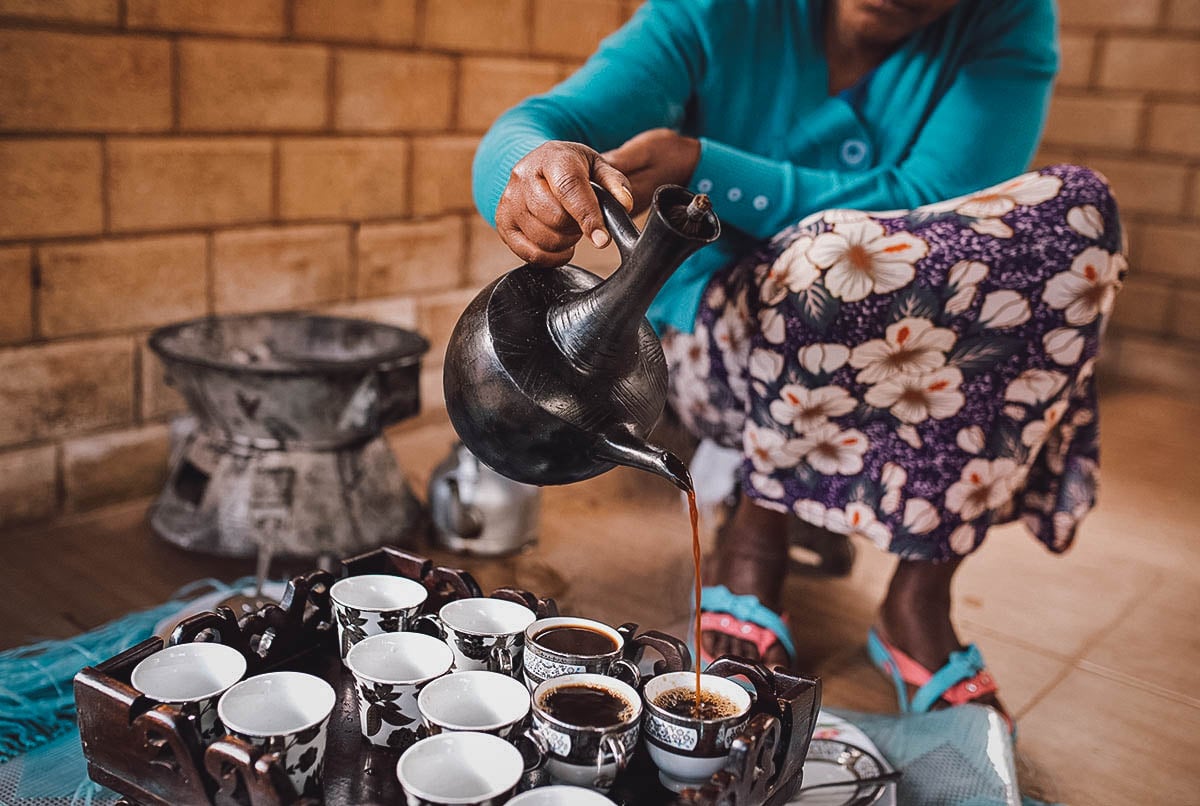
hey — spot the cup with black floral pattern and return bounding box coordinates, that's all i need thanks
[346,631,454,750]
[330,573,428,661]
[131,641,246,742]
[217,671,336,799]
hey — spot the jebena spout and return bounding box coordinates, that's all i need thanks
[594,431,694,493]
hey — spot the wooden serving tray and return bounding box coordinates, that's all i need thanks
[74,547,821,805]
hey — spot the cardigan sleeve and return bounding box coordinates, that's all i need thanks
[471,0,707,226]
[691,0,1060,238]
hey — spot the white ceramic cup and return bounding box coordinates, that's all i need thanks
[395,731,524,806]
[414,597,536,676]
[131,642,247,742]
[345,632,454,749]
[217,671,337,798]
[417,670,531,740]
[529,673,642,791]
[641,671,753,793]
[506,785,617,804]
[330,574,429,660]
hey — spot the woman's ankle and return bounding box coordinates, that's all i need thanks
[712,493,790,609]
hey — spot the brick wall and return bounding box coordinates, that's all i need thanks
[1034,0,1200,395]
[0,0,632,530]
[0,0,1196,529]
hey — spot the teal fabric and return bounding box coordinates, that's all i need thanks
[0,577,250,764]
[472,0,1058,333]
[700,584,796,661]
[829,706,1062,806]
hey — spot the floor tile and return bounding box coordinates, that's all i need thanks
[1017,667,1200,805]
[1081,574,1200,704]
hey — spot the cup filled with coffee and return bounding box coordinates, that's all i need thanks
[345,632,454,749]
[417,670,531,740]
[217,671,337,798]
[396,731,525,806]
[413,597,536,677]
[130,642,247,742]
[640,671,753,792]
[330,574,428,661]
[528,673,641,791]
[523,617,641,692]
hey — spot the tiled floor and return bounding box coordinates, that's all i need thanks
[3,385,1197,804]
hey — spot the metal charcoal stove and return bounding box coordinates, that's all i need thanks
[148,312,429,558]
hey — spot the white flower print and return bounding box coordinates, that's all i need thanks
[823,209,871,224]
[744,424,803,474]
[768,384,856,432]
[1067,205,1104,239]
[807,219,928,302]
[1043,327,1085,366]
[865,366,966,424]
[896,424,923,449]
[849,317,956,385]
[979,290,1032,329]
[902,498,940,534]
[713,308,749,359]
[798,343,851,375]
[880,463,907,514]
[945,458,1020,521]
[949,260,990,287]
[944,260,990,315]
[956,425,986,455]
[1002,404,1026,420]
[793,422,870,475]
[949,523,979,555]
[749,472,784,500]
[759,307,786,345]
[1005,369,1068,405]
[760,236,818,305]
[794,498,828,526]
[950,172,1064,219]
[969,218,1017,238]
[749,348,784,384]
[1042,246,1122,326]
[1021,399,1070,448]
[1072,408,1094,427]
[825,502,892,549]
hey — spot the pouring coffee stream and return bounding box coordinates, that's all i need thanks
[445,183,721,711]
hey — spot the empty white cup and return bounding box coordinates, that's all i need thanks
[330,574,429,660]
[346,632,454,749]
[218,671,336,798]
[131,642,247,741]
[417,670,531,739]
[396,732,524,806]
[507,785,617,804]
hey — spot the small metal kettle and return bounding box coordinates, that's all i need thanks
[428,442,541,556]
[443,183,720,492]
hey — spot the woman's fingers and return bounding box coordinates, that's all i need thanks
[592,158,635,212]
[498,219,575,267]
[541,158,610,247]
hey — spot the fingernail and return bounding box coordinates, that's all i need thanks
[591,229,609,248]
[617,187,634,207]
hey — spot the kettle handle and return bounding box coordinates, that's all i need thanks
[590,181,640,263]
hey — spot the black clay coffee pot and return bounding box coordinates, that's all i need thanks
[444,183,720,491]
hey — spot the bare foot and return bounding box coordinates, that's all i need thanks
[877,558,1009,722]
[700,493,792,670]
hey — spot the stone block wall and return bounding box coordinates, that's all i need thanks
[0,0,1196,528]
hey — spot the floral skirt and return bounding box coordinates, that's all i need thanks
[662,164,1124,562]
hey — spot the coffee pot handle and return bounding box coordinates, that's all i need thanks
[590,181,640,263]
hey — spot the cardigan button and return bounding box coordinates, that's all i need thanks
[840,138,869,167]
[697,178,713,192]
[753,195,769,210]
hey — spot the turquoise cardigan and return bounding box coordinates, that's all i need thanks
[472,0,1059,334]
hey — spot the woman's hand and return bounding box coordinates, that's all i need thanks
[495,141,633,267]
[601,128,701,215]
